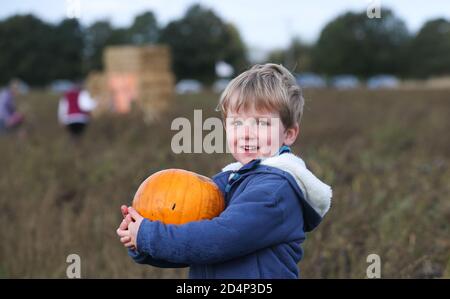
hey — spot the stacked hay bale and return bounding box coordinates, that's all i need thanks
[86,45,174,122]
[103,45,174,122]
[85,71,110,116]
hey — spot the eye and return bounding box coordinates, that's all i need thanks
[258,119,270,126]
[230,120,243,126]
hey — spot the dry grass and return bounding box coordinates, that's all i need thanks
[0,88,449,278]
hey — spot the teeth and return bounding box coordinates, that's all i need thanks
[243,146,257,150]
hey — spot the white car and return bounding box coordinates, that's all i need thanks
[50,80,75,93]
[331,75,360,89]
[367,75,399,89]
[295,73,327,88]
[175,80,203,94]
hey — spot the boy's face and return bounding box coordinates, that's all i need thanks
[225,107,299,165]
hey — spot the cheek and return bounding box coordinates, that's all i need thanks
[258,130,271,145]
[227,126,246,141]
[225,127,237,145]
[258,127,278,145]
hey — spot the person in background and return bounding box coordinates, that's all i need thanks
[0,80,25,134]
[58,83,97,138]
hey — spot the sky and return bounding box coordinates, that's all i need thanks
[2,0,450,57]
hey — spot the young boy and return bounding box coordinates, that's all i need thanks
[116,63,332,279]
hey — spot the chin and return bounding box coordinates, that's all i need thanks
[237,154,258,165]
[240,158,252,165]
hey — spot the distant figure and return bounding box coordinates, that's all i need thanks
[0,80,25,134]
[58,85,97,138]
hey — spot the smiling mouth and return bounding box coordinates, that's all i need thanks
[241,145,259,152]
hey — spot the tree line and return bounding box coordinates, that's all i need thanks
[0,5,449,86]
[269,9,450,79]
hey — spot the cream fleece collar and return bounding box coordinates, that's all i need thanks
[222,153,332,217]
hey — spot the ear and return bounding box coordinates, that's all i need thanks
[283,124,299,146]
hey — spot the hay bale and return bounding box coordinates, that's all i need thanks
[139,98,172,124]
[85,71,111,116]
[104,45,172,73]
[99,44,175,121]
[104,46,141,73]
[107,72,138,113]
[137,86,173,121]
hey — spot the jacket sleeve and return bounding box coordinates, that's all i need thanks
[128,249,189,268]
[135,176,302,265]
[78,90,97,112]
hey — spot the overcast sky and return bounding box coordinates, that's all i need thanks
[2,0,450,53]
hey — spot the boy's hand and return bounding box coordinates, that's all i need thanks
[127,207,144,250]
[121,205,134,228]
[116,205,136,250]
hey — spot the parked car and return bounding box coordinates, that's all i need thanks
[330,75,360,89]
[175,79,203,94]
[50,80,75,93]
[295,73,327,88]
[367,75,399,89]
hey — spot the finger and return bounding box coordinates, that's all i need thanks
[121,205,128,218]
[124,241,135,248]
[119,219,128,230]
[128,207,142,221]
[120,236,131,243]
[125,214,133,224]
[116,228,129,238]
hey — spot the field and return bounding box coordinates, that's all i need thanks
[0,88,449,278]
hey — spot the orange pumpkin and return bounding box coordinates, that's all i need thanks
[132,169,225,225]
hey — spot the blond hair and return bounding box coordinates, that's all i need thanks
[216,63,304,129]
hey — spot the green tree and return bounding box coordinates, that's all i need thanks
[409,18,450,78]
[83,12,160,72]
[0,14,56,85]
[128,11,159,45]
[312,9,410,78]
[51,18,84,80]
[267,38,312,73]
[84,20,114,71]
[222,23,249,75]
[159,4,247,84]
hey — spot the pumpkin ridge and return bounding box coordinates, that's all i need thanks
[177,170,189,224]
[163,170,177,223]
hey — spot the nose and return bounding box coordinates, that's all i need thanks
[243,122,257,140]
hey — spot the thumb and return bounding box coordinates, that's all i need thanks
[121,205,128,218]
[128,207,143,221]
